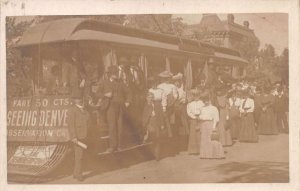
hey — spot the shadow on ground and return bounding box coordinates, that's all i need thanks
[202,161,289,183]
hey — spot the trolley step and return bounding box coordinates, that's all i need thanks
[97,142,152,156]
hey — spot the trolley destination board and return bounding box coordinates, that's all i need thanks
[7,96,73,142]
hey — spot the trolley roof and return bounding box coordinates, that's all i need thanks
[16,18,248,65]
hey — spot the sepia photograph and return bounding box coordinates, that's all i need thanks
[1,0,299,191]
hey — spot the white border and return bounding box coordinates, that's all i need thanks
[1,0,299,191]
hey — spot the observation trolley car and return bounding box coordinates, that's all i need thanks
[7,18,248,177]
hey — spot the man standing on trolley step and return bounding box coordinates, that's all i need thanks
[62,49,87,98]
[97,65,132,153]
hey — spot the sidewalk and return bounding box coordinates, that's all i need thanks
[48,134,289,183]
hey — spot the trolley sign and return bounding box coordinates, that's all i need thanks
[7,96,73,143]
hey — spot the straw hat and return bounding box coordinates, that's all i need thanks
[172,73,183,81]
[158,70,173,78]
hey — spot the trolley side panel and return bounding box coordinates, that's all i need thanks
[7,96,73,143]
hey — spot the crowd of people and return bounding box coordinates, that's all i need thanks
[39,51,289,180]
[142,69,289,160]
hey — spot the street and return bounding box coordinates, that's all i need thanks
[42,134,289,184]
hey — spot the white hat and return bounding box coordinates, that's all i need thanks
[172,73,183,80]
[158,70,173,78]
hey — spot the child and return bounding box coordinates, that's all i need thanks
[142,92,164,160]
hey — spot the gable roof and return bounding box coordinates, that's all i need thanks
[186,14,257,39]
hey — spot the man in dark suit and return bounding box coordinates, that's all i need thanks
[68,95,89,181]
[97,65,132,153]
[62,49,87,98]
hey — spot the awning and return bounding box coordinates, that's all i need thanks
[213,52,249,65]
[68,30,179,51]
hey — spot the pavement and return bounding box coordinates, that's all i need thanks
[44,133,289,184]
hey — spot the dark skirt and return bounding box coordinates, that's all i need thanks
[258,108,278,135]
[229,117,241,140]
[187,119,200,154]
[174,104,189,136]
[239,112,258,142]
[218,109,233,146]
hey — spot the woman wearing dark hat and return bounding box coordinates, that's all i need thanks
[186,89,204,154]
[198,93,225,159]
[258,86,278,135]
[238,89,258,142]
[216,87,233,146]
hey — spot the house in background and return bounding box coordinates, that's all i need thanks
[183,14,259,79]
[184,14,259,51]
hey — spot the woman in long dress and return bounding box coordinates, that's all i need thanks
[198,94,225,159]
[228,90,242,140]
[253,87,262,128]
[273,86,289,133]
[186,89,204,155]
[216,88,232,146]
[239,90,258,142]
[258,87,278,135]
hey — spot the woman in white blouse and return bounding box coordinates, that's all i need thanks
[238,90,258,142]
[198,94,225,159]
[186,89,204,155]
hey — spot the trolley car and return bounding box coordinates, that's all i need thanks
[7,18,248,176]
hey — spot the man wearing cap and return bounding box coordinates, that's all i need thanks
[68,96,89,181]
[157,70,178,137]
[96,65,132,153]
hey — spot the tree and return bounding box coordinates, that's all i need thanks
[6,17,35,97]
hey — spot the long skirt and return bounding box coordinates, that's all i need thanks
[258,108,278,135]
[239,113,258,142]
[187,119,200,154]
[218,109,233,146]
[229,117,241,140]
[174,104,189,136]
[199,121,225,159]
[276,111,289,133]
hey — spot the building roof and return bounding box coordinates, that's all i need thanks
[185,14,257,39]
